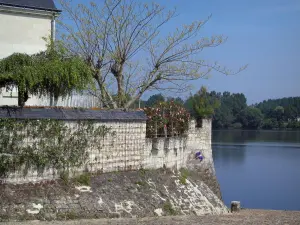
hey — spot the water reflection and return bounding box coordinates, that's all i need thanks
[213,130,300,144]
[213,144,246,166]
[212,130,300,210]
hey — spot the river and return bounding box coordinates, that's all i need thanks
[212,130,300,211]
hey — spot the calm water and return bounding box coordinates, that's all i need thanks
[212,130,300,211]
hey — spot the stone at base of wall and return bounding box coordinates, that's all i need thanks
[0,169,228,222]
[186,159,223,200]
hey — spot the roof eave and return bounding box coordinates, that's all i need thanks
[0,3,61,14]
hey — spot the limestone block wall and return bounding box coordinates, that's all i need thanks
[144,137,187,170]
[144,119,213,172]
[86,121,146,173]
[0,108,214,184]
[4,121,146,183]
[187,119,215,172]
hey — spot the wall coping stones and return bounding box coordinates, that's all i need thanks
[0,107,147,121]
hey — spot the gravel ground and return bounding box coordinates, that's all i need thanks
[2,210,300,225]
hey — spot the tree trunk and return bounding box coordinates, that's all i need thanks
[117,75,125,108]
[111,62,125,108]
[95,78,117,109]
[54,95,58,106]
[50,96,53,107]
[18,90,28,107]
[125,92,142,109]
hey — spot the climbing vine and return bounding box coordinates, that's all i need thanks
[0,119,113,178]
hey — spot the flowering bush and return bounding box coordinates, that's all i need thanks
[144,101,190,137]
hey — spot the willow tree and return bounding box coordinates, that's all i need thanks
[0,48,93,107]
[58,0,246,109]
[0,53,37,106]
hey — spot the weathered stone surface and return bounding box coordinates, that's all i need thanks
[1,119,215,186]
[0,169,228,222]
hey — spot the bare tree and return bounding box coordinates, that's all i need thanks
[57,0,246,109]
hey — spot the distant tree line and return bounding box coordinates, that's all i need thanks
[140,89,300,130]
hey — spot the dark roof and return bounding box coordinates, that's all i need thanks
[0,107,147,121]
[0,0,61,12]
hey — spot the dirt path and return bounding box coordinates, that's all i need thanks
[2,210,300,225]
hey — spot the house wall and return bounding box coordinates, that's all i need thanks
[0,8,53,106]
[0,7,99,108]
[0,10,51,59]
[26,94,100,108]
[0,115,214,184]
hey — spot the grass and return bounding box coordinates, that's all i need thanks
[138,167,148,177]
[59,171,70,186]
[179,168,190,185]
[57,211,78,220]
[163,201,177,215]
[74,173,91,186]
[179,176,187,185]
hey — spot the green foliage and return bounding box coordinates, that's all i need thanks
[60,171,70,185]
[144,101,190,137]
[163,201,177,215]
[238,107,264,129]
[212,91,247,129]
[287,121,300,129]
[74,173,91,186]
[180,168,190,179]
[138,168,148,177]
[211,93,300,129]
[0,119,112,178]
[193,87,220,118]
[185,87,220,120]
[143,92,300,130]
[167,97,184,106]
[0,43,93,106]
[232,122,243,129]
[179,176,187,185]
[145,94,165,107]
[179,168,189,185]
[57,211,79,220]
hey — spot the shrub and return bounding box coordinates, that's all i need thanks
[74,173,91,186]
[232,122,242,129]
[179,168,189,185]
[163,201,177,215]
[144,101,190,137]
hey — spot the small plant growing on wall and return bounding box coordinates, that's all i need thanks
[144,101,190,138]
[0,119,112,178]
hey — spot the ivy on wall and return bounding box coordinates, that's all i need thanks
[0,119,113,178]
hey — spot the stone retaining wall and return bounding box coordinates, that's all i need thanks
[0,108,214,184]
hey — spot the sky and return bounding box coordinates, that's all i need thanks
[55,0,300,105]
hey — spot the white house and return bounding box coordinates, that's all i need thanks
[0,0,98,108]
[0,0,60,106]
